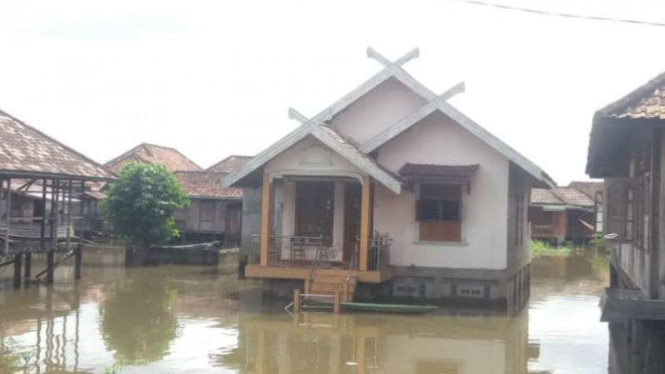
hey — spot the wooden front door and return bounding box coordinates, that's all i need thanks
[344,183,361,263]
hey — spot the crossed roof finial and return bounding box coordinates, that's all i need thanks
[367,47,420,68]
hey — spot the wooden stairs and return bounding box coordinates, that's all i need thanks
[306,273,357,302]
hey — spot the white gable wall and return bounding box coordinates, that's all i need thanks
[329,78,427,145]
[374,111,510,270]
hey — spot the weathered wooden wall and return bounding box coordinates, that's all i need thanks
[175,198,242,235]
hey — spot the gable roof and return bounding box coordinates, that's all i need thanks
[223,49,554,191]
[530,187,595,208]
[596,72,665,120]
[105,143,201,173]
[0,110,114,180]
[174,171,242,199]
[206,155,253,173]
[567,181,603,199]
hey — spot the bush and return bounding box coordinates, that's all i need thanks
[103,163,189,249]
[530,240,577,258]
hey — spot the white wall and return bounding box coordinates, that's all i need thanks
[264,136,366,262]
[374,111,510,270]
[329,77,427,146]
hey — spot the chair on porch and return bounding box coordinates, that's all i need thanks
[290,236,307,262]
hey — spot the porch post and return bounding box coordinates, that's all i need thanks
[359,176,370,271]
[260,172,271,266]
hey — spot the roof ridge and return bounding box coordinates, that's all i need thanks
[596,70,665,118]
[0,109,115,179]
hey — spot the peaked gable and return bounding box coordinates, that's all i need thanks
[224,48,554,191]
[105,143,201,173]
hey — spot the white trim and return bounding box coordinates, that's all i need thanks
[269,169,365,184]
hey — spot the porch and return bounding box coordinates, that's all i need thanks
[246,171,393,285]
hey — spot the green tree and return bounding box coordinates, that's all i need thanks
[103,163,189,249]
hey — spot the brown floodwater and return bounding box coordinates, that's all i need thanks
[0,249,611,374]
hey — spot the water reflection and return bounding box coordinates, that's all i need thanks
[217,312,531,374]
[0,249,618,374]
[101,283,178,365]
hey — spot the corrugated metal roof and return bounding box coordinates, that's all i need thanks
[0,110,114,180]
[175,171,243,199]
[105,143,201,173]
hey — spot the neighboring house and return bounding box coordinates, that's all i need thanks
[0,109,114,284]
[174,171,243,244]
[105,143,202,173]
[223,48,554,306]
[586,72,665,372]
[206,155,252,173]
[529,182,602,245]
[105,144,243,243]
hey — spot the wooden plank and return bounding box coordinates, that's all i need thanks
[260,172,271,266]
[359,176,370,271]
[293,289,301,313]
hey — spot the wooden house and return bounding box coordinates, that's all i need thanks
[529,182,602,245]
[223,48,554,306]
[174,171,243,243]
[586,72,665,371]
[105,144,243,243]
[0,109,114,285]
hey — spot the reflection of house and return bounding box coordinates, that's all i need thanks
[105,143,244,242]
[222,312,531,374]
[529,182,603,245]
[223,49,554,305]
[586,72,665,373]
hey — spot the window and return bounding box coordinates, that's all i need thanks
[295,181,334,243]
[416,184,462,242]
[200,201,215,222]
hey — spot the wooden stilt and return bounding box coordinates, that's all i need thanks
[13,254,22,289]
[47,180,58,284]
[24,254,31,278]
[359,176,371,271]
[293,289,301,313]
[333,292,341,313]
[75,181,84,280]
[260,172,271,267]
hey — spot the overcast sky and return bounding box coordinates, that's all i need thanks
[1,1,664,185]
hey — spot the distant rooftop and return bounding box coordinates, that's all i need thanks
[206,155,252,173]
[0,110,113,180]
[105,143,201,173]
[174,171,242,199]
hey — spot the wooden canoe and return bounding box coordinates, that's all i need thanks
[339,302,437,314]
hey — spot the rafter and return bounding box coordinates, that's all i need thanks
[360,81,466,153]
[367,47,420,68]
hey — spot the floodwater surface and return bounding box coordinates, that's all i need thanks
[0,249,610,374]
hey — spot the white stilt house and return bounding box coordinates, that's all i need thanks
[223,48,554,305]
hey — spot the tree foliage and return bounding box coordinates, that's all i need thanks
[103,163,189,247]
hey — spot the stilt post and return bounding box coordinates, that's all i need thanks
[260,172,271,266]
[13,254,21,289]
[75,181,84,280]
[333,292,341,313]
[47,179,58,284]
[359,176,371,271]
[293,289,301,313]
[24,254,31,278]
